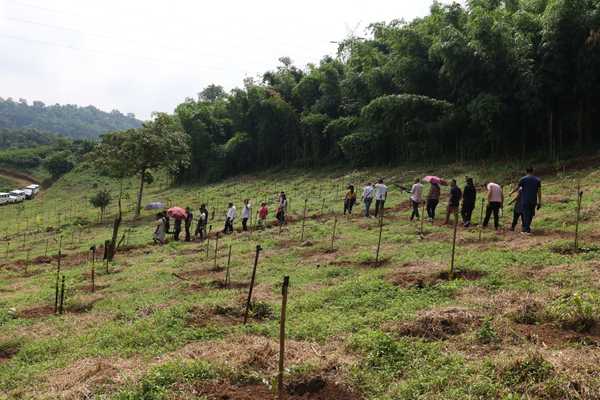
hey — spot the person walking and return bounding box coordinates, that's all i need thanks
[516,167,542,235]
[461,177,476,227]
[426,181,441,222]
[277,192,287,225]
[184,207,193,241]
[153,212,166,245]
[374,179,388,218]
[509,188,523,231]
[224,202,236,234]
[344,185,357,215]
[362,182,374,217]
[258,202,268,229]
[483,181,504,230]
[241,199,251,231]
[195,204,208,240]
[409,178,423,221]
[444,179,462,225]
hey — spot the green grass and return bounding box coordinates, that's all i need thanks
[1,159,600,398]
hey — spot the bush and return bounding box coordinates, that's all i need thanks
[339,131,378,166]
[545,292,598,333]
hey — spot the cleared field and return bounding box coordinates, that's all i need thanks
[1,160,600,399]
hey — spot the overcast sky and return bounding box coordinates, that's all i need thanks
[0,0,453,120]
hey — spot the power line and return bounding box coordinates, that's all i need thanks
[0,32,228,71]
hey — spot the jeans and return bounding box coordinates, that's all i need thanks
[426,199,439,220]
[461,203,474,226]
[410,200,420,220]
[521,203,536,233]
[364,198,373,217]
[484,202,502,229]
[184,223,191,241]
[374,199,385,217]
[195,223,206,240]
[511,210,522,230]
[242,218,248,231]
[224,218,234,234]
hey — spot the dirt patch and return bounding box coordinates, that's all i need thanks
[387,261,485,289]
[194,378,360,400]
[44,357,144,400]
[78,284,110,293]
[18,297,100,319]
[185,303,272,328]
[0,340,22,363]
[358,257,390,268]
[511,323,600,347]
[17,305,55,318]
[391,307,481,340]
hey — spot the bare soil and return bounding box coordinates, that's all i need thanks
[391,307,481,340]
[387,261,485,289]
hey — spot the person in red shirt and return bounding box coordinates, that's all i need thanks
[258,202,268,229]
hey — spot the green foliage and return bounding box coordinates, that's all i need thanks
[0,128,60,149]
[0,97,141,139]
[90,189,112,221]
[339,132,378,166]
[43,151,74,179]
[476,318,499,344]
[546,292,599,332]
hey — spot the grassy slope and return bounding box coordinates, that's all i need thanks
[0,160,600,399]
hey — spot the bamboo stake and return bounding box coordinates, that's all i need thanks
[243,245,262,324]
[277,276,290,400]
[450,211,459,279]
[575,184,583,250]
[330,216,338,251]
[376,214,384,263]
[225,244,232,287]
[478,198,485,241]
[300,199,307,242]
[214,233,220,269]
[59,275,65,315]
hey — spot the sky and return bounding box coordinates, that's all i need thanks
[0,0,452,120]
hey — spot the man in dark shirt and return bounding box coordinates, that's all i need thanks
[461,177,476,227]
[516,167,542,234]
[445,179,462,225]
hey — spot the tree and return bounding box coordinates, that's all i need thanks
[90,189,111,222]
[44,151,74,179]
[93,113,190,217]
[198,84,226,102]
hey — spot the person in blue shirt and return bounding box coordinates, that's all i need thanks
[513,167,542,234]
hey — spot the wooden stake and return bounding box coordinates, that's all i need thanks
[91,245,96,292]
[419,201,425,237]
[214,233,220,269]
[377,213,388,263]
[320,198,325,215]
[300,199,307,242]
[243,245,262,324]
[449,211,459,279]
[478,198,485,241]
[575,185,583,250]
[59,275,65,315]
[225,244,232,287]
[54,236,62,313]
[278,276,290,400]
[330,216,338,252]
[206,226,212,259]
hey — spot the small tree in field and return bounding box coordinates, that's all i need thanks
[93,113,190,217]
[90,190,111,222]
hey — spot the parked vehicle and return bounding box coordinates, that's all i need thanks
[9,190,26,203]
[0,193,10,205]
[22,188,34,200]
[25,184,40,195]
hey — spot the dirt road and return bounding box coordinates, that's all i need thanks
[0,168,39,188]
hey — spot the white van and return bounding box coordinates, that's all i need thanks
[0,193,10,205]
[25,184,40,195]
[22,188,34,200]
[9,190,26,203]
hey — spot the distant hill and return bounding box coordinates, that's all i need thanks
[0,97,142,140]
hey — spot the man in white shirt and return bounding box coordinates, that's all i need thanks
[374,179,388,218]
[410,178,423,221]
[362,182,374,217]
[224,202,236,234]
[483,182,503,230]
[241,199,251,231]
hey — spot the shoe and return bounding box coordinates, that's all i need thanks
[520,231,531,236]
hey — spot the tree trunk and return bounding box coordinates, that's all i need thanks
[548,110,554,160]
[577,100,584,150]
[135,169,146,218]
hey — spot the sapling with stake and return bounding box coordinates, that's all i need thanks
[376,213,384,263]
[478,198,485,241]
[59,275,65,315]
[225,244,232,287]
[300,199,308,242]
[214,233,220,269]
[330,216,338,251]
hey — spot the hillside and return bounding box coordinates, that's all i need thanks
[0,159,599,399]
[0,98,142,140]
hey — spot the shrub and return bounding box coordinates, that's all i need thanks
[545,292,598,333]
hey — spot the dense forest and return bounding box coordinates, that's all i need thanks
[0,128,61,150]
[0,98,142,140]
[95,0,600,183]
